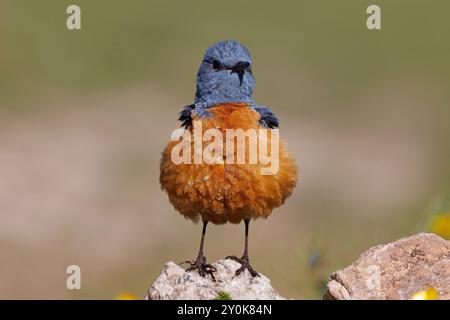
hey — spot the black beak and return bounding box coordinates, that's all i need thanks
[230,61,250,86]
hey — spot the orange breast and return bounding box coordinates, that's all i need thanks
[160,103,298,224]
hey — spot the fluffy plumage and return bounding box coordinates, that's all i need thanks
[160,103,297,224]
[160,40,298,225]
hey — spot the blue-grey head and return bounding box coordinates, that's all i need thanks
[194,40,255,108]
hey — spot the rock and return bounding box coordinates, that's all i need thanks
[324,233,450,300]
[146,259,286,300]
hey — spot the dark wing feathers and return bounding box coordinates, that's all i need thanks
[252,105,279,129]
[178,104,279,129]
[178,104,195,129]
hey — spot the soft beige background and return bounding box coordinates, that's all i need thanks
[0,0,449,299]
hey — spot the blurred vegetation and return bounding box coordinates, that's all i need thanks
[423,195,450,239]
[2,1,450,114]
[411,287,440,300]
[0,0,449,299]
[115,292,139,300]
[214,291,232,300]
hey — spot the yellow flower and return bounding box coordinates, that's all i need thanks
[411,287,439,300]
[116,293,139,300]
[430,213,450,239]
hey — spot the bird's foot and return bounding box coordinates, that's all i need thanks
[226,255,260,277]
[180,254,217,281]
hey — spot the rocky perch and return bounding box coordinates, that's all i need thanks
[146,259,285,300]
[324,233,450,300]
[146,233,450,300]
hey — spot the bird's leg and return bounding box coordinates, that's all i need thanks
[180,220,216,280]
[226,219,260,277]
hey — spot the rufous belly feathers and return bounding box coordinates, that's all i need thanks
[160,103,297,225]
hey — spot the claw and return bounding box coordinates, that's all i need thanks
[226,255,260,277]
[183,254,217,281]
[225,255,241,262]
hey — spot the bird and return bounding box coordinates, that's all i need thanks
[160,40,297,279]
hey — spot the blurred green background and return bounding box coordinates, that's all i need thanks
[0,0,449,299]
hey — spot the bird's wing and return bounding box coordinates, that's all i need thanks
[178,104,195,128]
[178,103,213,128]
[252,105,279,129]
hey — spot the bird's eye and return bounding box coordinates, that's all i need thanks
[212,59,222,71]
